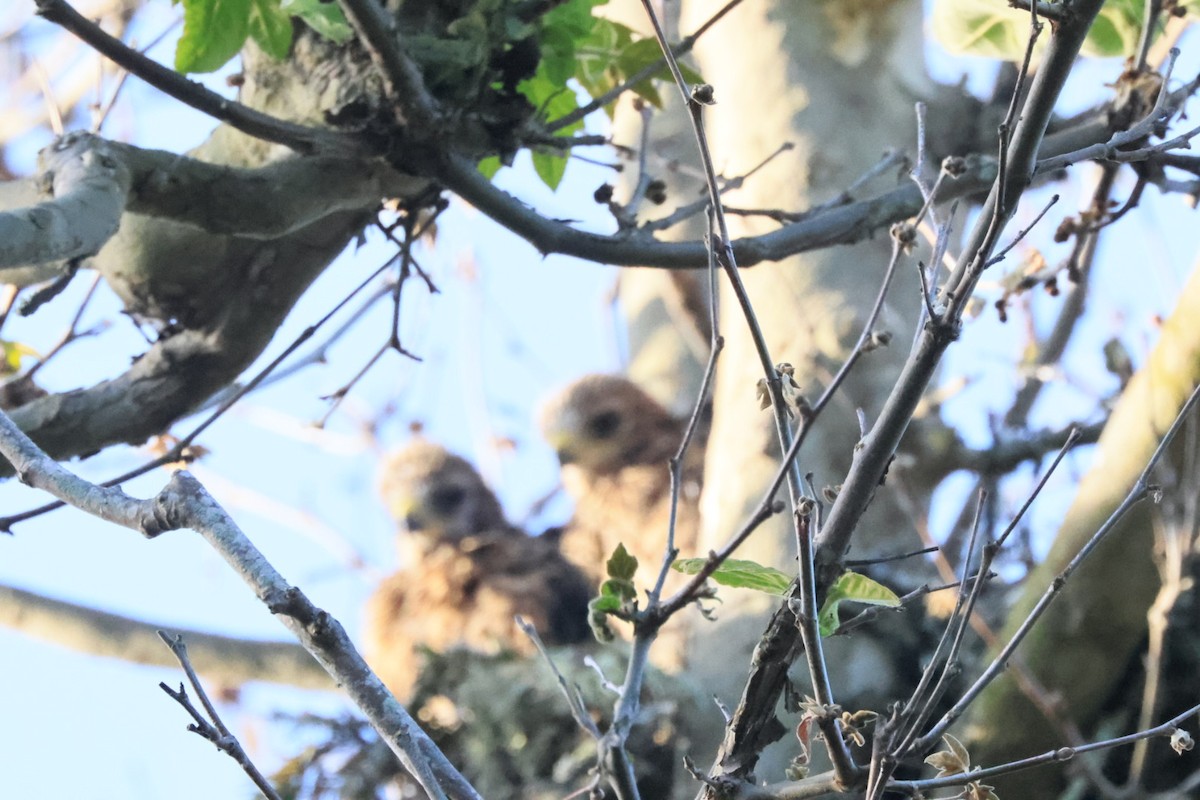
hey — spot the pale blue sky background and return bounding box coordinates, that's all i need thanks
[1,2,1199,798]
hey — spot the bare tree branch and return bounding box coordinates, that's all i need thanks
[0,407,481,800]
[0,132,128,276]
[0,583,332,690]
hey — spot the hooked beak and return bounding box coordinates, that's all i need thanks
[548,432,578,465]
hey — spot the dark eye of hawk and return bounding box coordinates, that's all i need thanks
[586,410,621,440]
[428,485,467,515]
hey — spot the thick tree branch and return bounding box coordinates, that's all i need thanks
[106,140,420,238]
[0,134,422,283]
[34,0,372,155]
[433,111,1136,272]
[0,207,369,477]
[436,151,994,269]
[0,583,332,689]
[0,132,128,274]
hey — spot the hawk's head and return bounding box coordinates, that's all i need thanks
[379,441,506,545]
[539,375,681,476]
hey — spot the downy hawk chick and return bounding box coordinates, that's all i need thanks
[539,375,704,667]
[364,440,591,700]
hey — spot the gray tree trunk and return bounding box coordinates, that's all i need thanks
[618,0,941,781]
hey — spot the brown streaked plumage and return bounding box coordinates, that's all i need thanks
[539,375,704,668]
[364,441,591,700]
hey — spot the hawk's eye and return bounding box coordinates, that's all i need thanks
[586,410,621,440]
[428,485,466,515]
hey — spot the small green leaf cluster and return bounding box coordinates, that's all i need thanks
[502,0,704,189]
[171,0,703,190]
[588,543,638,642]
[671,557,900,636]
[173,0,351,74]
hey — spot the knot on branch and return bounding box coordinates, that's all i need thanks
[144,471,199,537]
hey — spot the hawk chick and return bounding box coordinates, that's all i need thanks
[539,375,704,668]
[364,440,591,700]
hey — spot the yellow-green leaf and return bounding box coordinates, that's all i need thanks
[817,571,900,636]
[933,0,1197,61]
[672,557,793,595]
[0,341,39,375]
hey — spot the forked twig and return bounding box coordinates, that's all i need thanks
[157,631,284,800]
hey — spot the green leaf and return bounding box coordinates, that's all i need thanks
[929,0,1032,61]
[590,593,621,613]
[477,155,503,180]
[281,0,353,43]
[535,0,604,86]
[1082,0,1143,58]
[532,150,568,189]
[518,67,583,132]
[0,341,37,375]
[248,0,293,60]
[933,0,1197,60]
[671,558,793,595]
[539,25,581,87]
[543,0,606,41]
[176,0,252,73]
[600,576,637,602]
[817,571,901,637]
[587,595,618,642]
[606,543,638,582]
[615,37,702,108]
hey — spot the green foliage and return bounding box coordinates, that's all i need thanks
[505,0,704,189]
[574,17,704,115]
[248,0,293,60]
[1083,0,1144,58]
[606,541,639,582]
[930,0,1198,60]
[172,0,350,74]
[672,558,900,637]
[671,557,793,595]
[176,0,250,73]
[281,0,353,43]
[0,341,37,375]
[477,155,503,180]
[817,571,900,637]
[588,543,638,642]
[172,0,699,188]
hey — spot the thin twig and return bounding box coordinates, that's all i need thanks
[516,616,601,738]
[546,0,745,133]
[0,242,405,529]
[156,631,285,800]
[918,388,1200,750]
[893,700,1200,795]
[985,193,1060,267]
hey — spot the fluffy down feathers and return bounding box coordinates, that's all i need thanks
[365,441,591,700]
[539,375,703,668]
